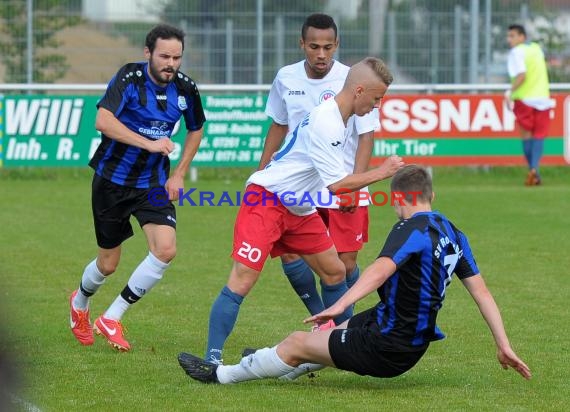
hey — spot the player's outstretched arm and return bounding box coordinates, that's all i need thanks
[327,155,404,194]
[336,131,375,213]
[304,257,396,325]
[353,131,374,174]
[258,122,288,170]
[461,275,532,380]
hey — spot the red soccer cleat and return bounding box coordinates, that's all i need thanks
[69,290,94,346]
[311,319,336,332]
[94,316,131,352]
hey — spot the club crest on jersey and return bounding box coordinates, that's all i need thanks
[178,95,188,110]
[319,89,336,103]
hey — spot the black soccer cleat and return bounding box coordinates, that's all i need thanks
[178,352,219,384]
[241,347,257,357]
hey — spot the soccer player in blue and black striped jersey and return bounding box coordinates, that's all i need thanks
[69,24,205,351]
[178,165,531,383]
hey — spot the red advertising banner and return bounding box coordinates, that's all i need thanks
[371,94,569,166]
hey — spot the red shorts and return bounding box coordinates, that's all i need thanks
[317,207,369,253]
[231,184,334,271]
[513,101,551,138]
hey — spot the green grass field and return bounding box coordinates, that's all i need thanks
[1,166,569,411]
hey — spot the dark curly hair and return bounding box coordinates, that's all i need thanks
[301,13,338,40]
[145,24,185,53]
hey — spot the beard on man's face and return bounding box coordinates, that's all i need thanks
[149,59,177,84]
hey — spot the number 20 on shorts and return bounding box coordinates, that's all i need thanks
[237,241,262,263]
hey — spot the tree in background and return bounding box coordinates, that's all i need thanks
[0,0,81,83]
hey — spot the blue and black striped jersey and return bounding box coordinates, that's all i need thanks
[89,62,206,188]
[376,211,479,350]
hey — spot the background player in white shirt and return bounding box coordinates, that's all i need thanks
[259,13,379,324]
[202,57,402,365]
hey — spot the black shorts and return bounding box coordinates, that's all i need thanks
[328,307,428,378]
[91,174,176,249]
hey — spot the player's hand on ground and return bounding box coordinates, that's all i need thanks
[497,346,532,380]
[165,175,184,201]
[147,138,175,156]
[378,155,404,179]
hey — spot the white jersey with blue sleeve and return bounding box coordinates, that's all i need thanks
[265,60,379,207]
[248,99,349,216]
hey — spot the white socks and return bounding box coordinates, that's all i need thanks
[104,295,130,321]
[216,347,295,384]
[126,252,169,297]
[104,252,169,321]
[73,259,106,310]
[279,362,325,380]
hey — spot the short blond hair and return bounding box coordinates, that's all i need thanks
[361,57,393,86]
[346,57,393,88]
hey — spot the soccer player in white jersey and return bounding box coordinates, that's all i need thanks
[201,57,403,365]
[259,13,379,325]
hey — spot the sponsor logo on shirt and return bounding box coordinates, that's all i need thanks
[288,90,306,96]
[138,121,171,139]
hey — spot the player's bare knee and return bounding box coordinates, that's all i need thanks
[226,278,254,297]
[339,252,357,274]
[227,265,259,297]
[228,285,249,297]
[277,332,307,366]
[319,260,346,285]
[152,245,176,263]
[97,259,118,276]
[343,260,356,275]
[281,253,301,264]
[342,258,357,274]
